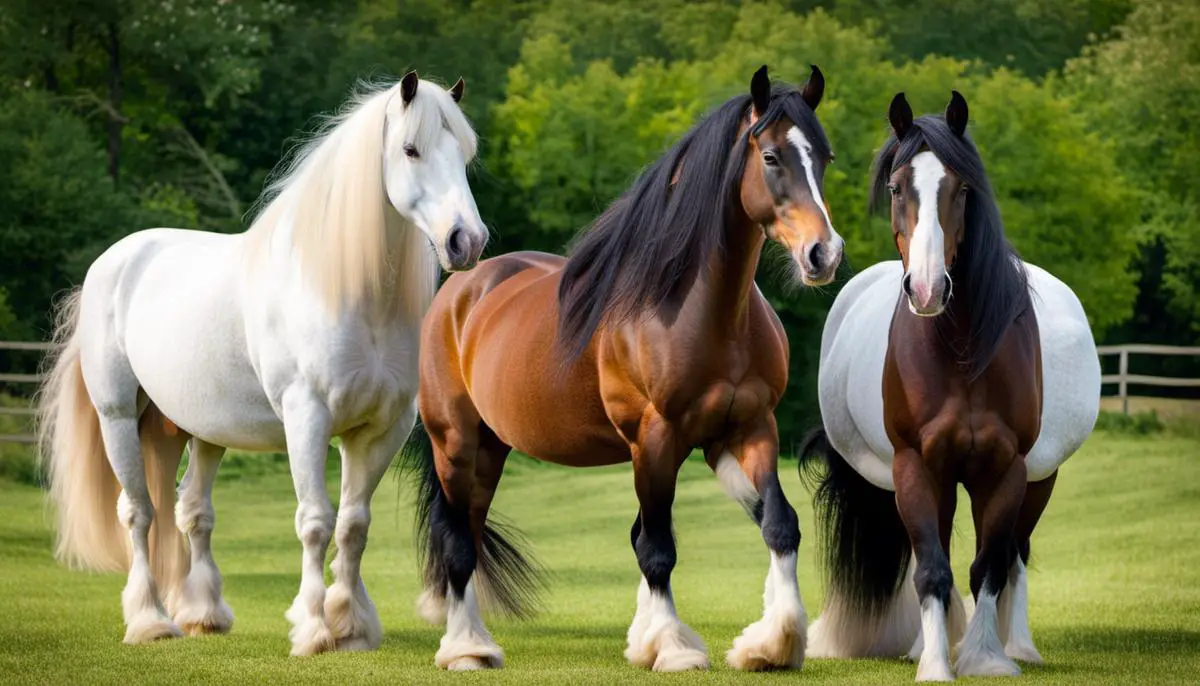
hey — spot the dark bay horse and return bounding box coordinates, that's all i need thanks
[401,66,843,671]
[799,92,1099,681]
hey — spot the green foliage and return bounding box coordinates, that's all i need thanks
[1063,0,1200,343]
[1094,409,1165,434]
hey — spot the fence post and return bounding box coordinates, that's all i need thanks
[1119,348,1129,415]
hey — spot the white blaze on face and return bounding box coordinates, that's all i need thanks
[908,151,947,309]
[786,126,839,244]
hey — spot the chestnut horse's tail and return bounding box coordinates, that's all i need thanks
[399,420,542,619]
[798,427,911,621]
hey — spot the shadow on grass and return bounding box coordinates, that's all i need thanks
[1041,626,1200,655]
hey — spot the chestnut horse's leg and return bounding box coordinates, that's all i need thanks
[624,420,709,672]
[709,420,807,671]
[427,423,505,670]
[955,456,1026,677]
[894,448,956,682]
[999,470,1055,664]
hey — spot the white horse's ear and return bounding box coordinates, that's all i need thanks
[449,77,465,104]
[401,70,419,106]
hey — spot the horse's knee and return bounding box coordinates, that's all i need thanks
[296,505,334,548]
[117,491,153,532]
[914,555,953,606]
[759,477,799,553]
[335,505,371,547]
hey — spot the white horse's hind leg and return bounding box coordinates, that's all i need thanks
[100,413,183,643]
[170,439,234,636]
[326,409,413,652]
[282,390,336,656]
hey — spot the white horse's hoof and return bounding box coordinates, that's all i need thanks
[1005,641,1044,664]
[915,658,955,682]
[436,636,504,670]
[124,614,183,644]
[447,656,493,671]
[174,597,234,636]
[288,616,336,657]
[324,583,381,651]
[626,619,709,671]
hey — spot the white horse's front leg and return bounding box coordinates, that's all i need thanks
[999,557,1043,663]
[282,389,336,656]
[169,438,234,636]
[325,406,416,651]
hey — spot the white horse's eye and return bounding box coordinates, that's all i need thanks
[888,182,900,196]
[404,144,420,159]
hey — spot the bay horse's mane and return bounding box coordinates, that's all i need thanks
[556,85,829,360]
[869,114,1029,380]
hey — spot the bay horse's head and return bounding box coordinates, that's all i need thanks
[875,91,972,316]
[384,71,486,271]
[741,66,844,286]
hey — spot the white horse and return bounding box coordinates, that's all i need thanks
[37,71,486,656]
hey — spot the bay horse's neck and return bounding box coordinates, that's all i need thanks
[690,210,766,338]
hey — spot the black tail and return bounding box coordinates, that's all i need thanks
[797,426,911,618]
[397,420,543,619]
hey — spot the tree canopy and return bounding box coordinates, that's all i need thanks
[1,0,1194,439]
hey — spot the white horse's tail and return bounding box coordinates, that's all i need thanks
[37,289,188,595]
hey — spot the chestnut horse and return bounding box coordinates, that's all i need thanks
[401,66,843,672]
[799,92,1099,681]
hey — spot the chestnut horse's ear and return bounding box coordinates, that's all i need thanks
[401,70,419,106]
[750,65,771,118]
[449,77,465,104]
[889,92,914,141]
[946,90,969,137]
[802,64,824,111]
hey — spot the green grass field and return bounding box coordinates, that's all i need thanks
[2,431,1199,684]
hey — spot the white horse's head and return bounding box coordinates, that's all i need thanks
[384,71,486,271]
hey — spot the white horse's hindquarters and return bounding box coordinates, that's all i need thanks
[87,229,286,452]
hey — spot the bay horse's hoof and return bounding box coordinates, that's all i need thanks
[124,614,183,644]
[726,611,806,671]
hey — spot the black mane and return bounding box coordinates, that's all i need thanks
[556,85,827,360]
[869,115,1030,380]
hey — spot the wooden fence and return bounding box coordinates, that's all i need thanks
[1,341,1198,444]
[1097,344,1200,415]
[0,341,52,445]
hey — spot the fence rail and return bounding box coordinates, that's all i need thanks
[1096,344,1200,414]
[1,341,1198,444]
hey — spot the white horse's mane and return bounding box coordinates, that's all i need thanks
[245,79,477,320]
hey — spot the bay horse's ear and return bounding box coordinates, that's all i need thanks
[802,64,824,111]
[449,77,465,104]
[946,90,969,137]
[750,65,771,118]
[401,70,419,106]
[889,92,913,141]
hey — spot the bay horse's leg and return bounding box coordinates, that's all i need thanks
[955,456,1026,677]
[625,422,708,672]
[708,421,807,671]
[894,448,955,682]
[999,471,1055,664]
[171,438,234,636]
[325,405,416,651]
[281,389,337,656]
[429,422,505,670]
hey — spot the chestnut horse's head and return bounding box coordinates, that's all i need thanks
[740,66,844,286]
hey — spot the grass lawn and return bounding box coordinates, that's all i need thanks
[1,431,1199,684]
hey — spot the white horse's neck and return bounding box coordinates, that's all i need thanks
[244,85,438,323]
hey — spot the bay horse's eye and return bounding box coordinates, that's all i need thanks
[762,150,780,167]
[404,144,420,159]
[888,182,900,196]
[959,184,969,195]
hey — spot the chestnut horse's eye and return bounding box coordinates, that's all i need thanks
[888,182,900,196]
[404,144,420,159]
[762,150,780,167]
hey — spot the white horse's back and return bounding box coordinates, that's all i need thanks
[819,260,1100,490]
